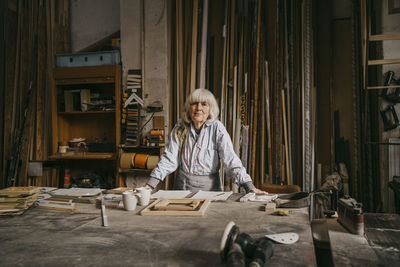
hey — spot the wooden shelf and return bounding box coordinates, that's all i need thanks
[367,85,400,90]
[118,168,153,174]
[368,58,400,65]
[49,152,116,160]
[369,33,400,41]
[58,110,115,115]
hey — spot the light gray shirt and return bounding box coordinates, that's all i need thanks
[147,119,255,191]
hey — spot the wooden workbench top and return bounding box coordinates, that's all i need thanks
[0,197,316,266]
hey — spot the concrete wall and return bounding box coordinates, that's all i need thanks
[70,0,171,187]
[70,0,120,52]
[120,0,141,72]
[142,0,170,135]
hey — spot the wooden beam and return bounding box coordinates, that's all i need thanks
[251,0,262,185]
[199,0,209,89]
[368,58,400,65]
[369,33,400,41]
[190,0,198,92]
[367,85,400,90]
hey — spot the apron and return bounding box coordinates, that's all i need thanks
[174,169,222,192]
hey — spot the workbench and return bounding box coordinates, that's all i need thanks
[0,195,316,266]
[327,213,400,266]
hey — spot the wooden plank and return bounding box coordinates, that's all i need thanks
[190,0,198,92]
[260,61,266,186]
[199,0,209,88]
[141,198,211,216]
[361,0,367,89]
[282,89,290,184]
[265,61,272,184]
[369,33,400,41]
[368,58,400,65]
[49,153,115,160]
[251,0,262,185]
[367,85,400,90]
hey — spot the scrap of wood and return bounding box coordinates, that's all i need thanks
[265,202,276,214]
[141,198,211,216]
[36,199,77,212]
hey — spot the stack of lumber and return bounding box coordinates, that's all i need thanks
[0,187,40,215]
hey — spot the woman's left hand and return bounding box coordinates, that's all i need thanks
[250,188,268,195]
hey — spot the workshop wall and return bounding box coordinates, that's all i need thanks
[70,0,120,52]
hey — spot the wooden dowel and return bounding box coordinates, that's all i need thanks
[282,89,291,185]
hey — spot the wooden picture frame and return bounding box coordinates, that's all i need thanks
[140,198,211,216]
[388,0,400,14]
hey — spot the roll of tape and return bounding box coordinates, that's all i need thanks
[120,153,135,169]
[131,153,136,167]
[134,154,148,169]
[146,155,159,169]
[150,130,164,136]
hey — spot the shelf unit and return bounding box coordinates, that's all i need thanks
[50,65,121,186]
[361,1,400,90]
[117,145,169,188]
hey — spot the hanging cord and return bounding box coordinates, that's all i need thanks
[139,111,155,133]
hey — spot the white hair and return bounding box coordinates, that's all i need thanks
[182,88,219,124]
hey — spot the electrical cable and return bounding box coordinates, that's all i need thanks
[139,111,155,133]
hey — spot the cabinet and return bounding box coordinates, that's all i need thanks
[50,65,121,187]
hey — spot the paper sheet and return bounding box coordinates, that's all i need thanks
[150,190,191,199]
[190,190,233,201]
[249,194,278,202]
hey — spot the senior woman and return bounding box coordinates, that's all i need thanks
[145,88,267,194]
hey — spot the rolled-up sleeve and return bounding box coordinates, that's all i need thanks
[215,122,255,191]
[148,124,182,186]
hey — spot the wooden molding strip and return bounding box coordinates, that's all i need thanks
[366,85,400,90]
[368,58,400,65]
[369,33,400,41]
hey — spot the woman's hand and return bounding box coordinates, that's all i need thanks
[250,188,268,195]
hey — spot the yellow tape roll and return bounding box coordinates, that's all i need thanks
[120,153,135,169]
[150,130,164,136]
[146,155,159,169]
[134,154,148,169]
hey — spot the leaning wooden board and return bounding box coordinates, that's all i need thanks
[141,198,211,216]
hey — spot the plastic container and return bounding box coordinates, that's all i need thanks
[55,50,121,67]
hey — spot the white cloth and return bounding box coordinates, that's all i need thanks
[148,119,254,190]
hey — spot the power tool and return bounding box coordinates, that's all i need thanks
[220,221,274,267]
[337,196,364,235]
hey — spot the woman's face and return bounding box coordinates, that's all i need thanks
[190,101,210,128]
